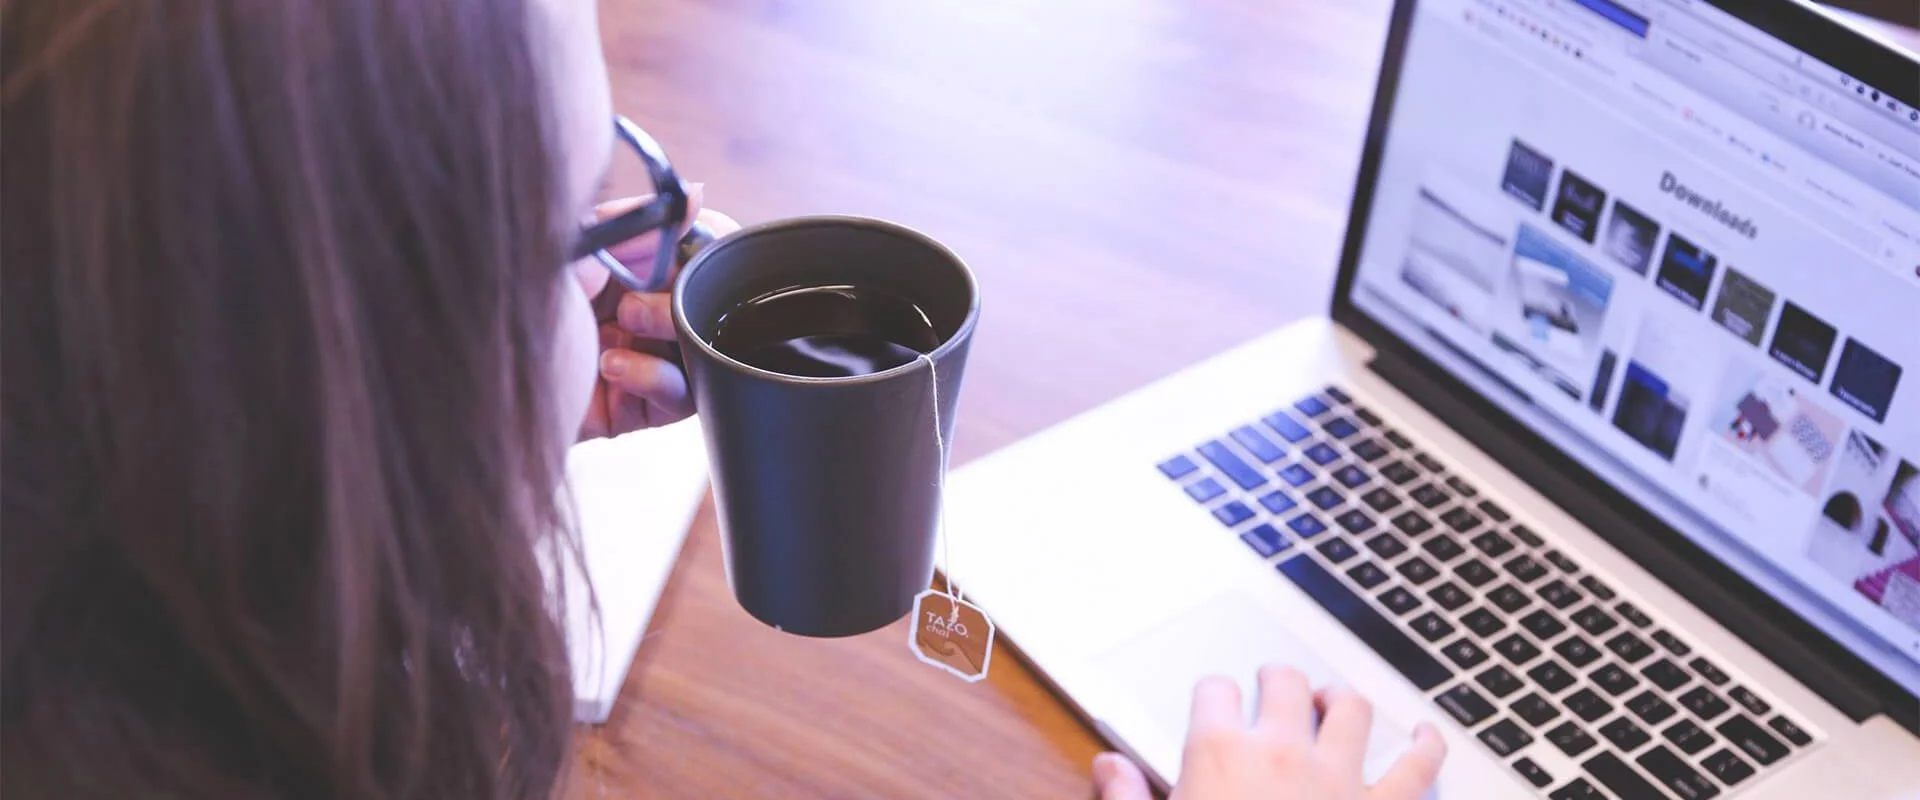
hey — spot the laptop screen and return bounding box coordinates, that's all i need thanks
[1345,0,1920,694]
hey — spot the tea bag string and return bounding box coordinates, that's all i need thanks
[920,352,962,625]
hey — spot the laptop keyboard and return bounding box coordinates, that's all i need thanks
[1156,384,1820,799]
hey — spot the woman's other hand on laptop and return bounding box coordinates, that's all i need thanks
[1093,665,1446,800]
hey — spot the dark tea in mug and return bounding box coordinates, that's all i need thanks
[709,284,942,378]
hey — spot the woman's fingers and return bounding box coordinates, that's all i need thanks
[1255,665,1315,745]
[1092,753,1152,800]
[1313,686,1375,770]
[1188,674,1245,735]
[1369,723,1447,800]
[599,348,692,424]
[616,291,676,341]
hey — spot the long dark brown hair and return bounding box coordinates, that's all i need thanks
[2,0,588,796]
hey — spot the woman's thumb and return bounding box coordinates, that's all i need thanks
[1093,752,1152,800]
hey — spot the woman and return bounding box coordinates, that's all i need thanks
[0,0,1444,797]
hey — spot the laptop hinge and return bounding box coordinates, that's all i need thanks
[1364,342,1911,730]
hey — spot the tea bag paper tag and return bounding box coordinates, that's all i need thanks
[909,589,994,682]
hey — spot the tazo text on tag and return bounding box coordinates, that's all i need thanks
[909,589,994,682]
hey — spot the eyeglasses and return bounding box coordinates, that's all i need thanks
[570,115,690,294]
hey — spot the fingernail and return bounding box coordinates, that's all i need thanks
[600,351,628,378]
[1092,753,1119,786]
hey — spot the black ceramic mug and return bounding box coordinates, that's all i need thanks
[672,216,979,638]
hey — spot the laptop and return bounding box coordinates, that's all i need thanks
[943,0,1920,797]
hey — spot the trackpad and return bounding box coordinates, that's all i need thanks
[1093,590,1432,792]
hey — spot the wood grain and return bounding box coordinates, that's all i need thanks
[567,1,1915,797]
[570,0,1390,795]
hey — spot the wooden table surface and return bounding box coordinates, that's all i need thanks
[568,2,1918,797]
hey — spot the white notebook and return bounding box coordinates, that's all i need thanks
[552,419,711,723]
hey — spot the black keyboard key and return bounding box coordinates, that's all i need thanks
[1615,601,1653,629]
[1212,501,1255,527]
[1479,500,1512,523]
[1489,584,1532,613]
[1351,438,1389,463]
[1529,660,1576,694]
[1512,525,1546,548]
[1322,417,1360,440]
[1592,663,1640,696]
[1421,534,1467,562]
[1555,636,1601,668]
[1663,719,1714,755]
[1606,632,1654,664]
[1571,605,1618,636]
[1642,659,1692,692]
[1332,464,1371,489]
[1442,638,1490,669]
[1478,719,1533,756]
[1455,558,1498,587]
[1715,715,1787,765]
[1410,611,1455,642]
[1199,441,1267,490]
[1287,513,1328,538]
[1513,756,1553,789]
[1579,575,1616,601]
[1599,717,1652,751]
[1702,749,1756,787]
[1477,665,1525,698]
[1462,608,1506,638]
[1278,463,1315,486]
[1230,425,1287,463]
[1158,454,1199,479]
[1471,530,1515,558]
[1409,483,1450,509]
[1390,510,1434,536]
[1414,452,1446,473]
[1379,586,1422,615]
[1317,538,1359,564]
[1306,485,1344,510]
[1495,633,1543,666]
[1436,683,1497,726]
[1547,721,1598,756]
[1505,554,1548,583]
[1566,688,1614,722]
[1396,557,1440,586]
[1263,410,1312,443]
[1323,386,1352,404]
[1681,687,1731,721]
[1304,443,1341,465]
[1346,560,1391,589]
[1537,580,1581,609]
[1239,523,1290,558]
[1362,487,1402,512]
[1728,686,1769,717]
[1767,716,1811,746]
[1185,477,1227,502]
[1638,745,1721,799]
[1335,508,1376,534]
[1583,752,1666,800]
[1294,395,1331,417]
[1427,582,1471,611]
[1543,548,1579,573]
[1651,630,1691,657]
[1363,532,1407,559]
[1380,460,1419,485]
[1520,610,1568,641]
[1276,555,1453,691]
[1389,431,1417,452]
[1444,475,1479,498]
[1627,690,1677,725]
[1550,778,1603,800]
[1689,657,1730,686]
[1257,489,1298,515]
[1354,406,1382,426]
[1442,506,1485,534]
[1511,692,1561,727]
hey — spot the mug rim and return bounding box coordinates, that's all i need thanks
[670,214,981,386]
